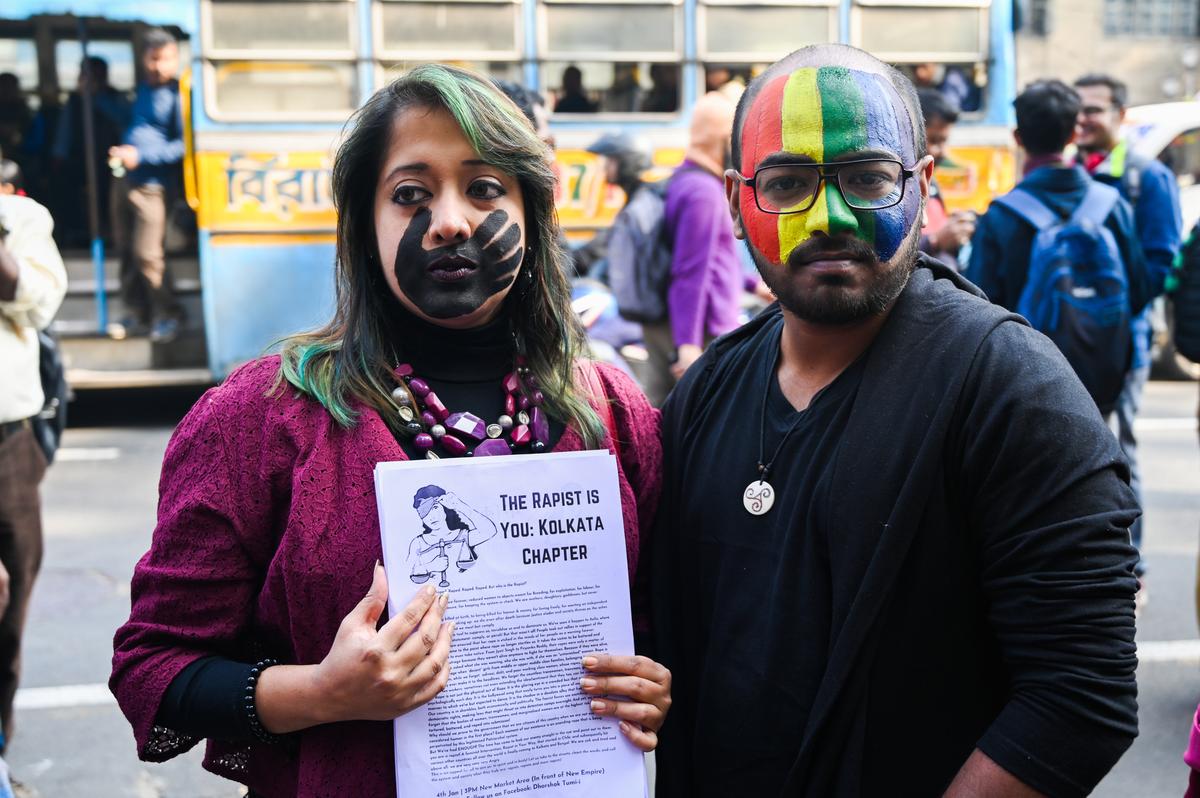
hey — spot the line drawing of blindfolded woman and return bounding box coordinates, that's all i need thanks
[406,484,498,588]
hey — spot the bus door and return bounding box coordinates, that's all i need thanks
[0,9,202,387]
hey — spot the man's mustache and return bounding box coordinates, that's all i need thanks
[786,235,878,268]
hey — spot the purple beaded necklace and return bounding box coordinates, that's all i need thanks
[391,355,552,458]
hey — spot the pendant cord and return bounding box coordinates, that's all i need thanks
[755,327,835,483]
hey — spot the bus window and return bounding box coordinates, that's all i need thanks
[376,0,522,58]
[540,0,682,115]
[0,39,38,98]
[543,61,682,114]
[205,0,356,55]
[851,2,989,63]
[210,61,357,116]
[202,0,357,119]
[699,2,836,65]
[55,40,136,94]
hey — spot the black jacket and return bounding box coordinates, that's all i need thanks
[652,255,1140,797]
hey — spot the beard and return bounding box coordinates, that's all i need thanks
[750,226,920,325]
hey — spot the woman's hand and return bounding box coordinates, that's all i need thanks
[579,653,671,752]
[316,563,454,721]
[256,563,454,733]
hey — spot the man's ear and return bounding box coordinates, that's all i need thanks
[916,154,935,203]
[724,170,746,240]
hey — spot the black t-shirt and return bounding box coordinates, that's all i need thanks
[678,313,865,795]
[656,265,1140,798]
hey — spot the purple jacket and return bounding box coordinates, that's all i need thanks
[663,161,745,347]
[110,356,662,796]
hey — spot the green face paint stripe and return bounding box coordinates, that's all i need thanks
[817,67,874,243]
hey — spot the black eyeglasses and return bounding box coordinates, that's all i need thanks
[735,158,918,215]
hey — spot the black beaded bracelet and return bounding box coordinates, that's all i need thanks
[244,658,283,744]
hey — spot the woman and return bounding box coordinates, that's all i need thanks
[405,486,495,586]
[110,65,667,796]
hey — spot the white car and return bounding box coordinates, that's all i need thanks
[1123,102,1200,379]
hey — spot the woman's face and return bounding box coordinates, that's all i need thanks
[424,501,447,528]
[375,105,527,329]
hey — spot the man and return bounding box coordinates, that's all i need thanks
[653,45,1139,797]
[572,130,652,283]
[0,190,66,756]
[917,88,974,270]
[968,81,1149,416]
[108,28,185,342]
[52,57,131,246]
[644,91,751,404]
[1074,72,1180,592]
[554,66,595,113]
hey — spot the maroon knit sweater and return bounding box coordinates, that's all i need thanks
[110,356,662,796]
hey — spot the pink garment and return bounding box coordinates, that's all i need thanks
[110,356,662,796]
[1186,704,1200,797]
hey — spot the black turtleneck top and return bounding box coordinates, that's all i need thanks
[157,300,567,741]
[385,299,566,459]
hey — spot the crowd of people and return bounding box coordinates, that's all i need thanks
[0,21,1195,797]
[97,41,1200,798]
[0,28,186,344]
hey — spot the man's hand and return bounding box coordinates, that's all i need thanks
[671,344,705,381]
[108,145,140,172]
[930,211,976,255]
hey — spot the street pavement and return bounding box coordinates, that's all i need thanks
[5,381,1198,796]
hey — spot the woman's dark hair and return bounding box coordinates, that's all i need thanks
[1014,79,1081,157]
[275,64,603,446]
[422,507,467,535]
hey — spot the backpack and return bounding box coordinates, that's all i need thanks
[605,166,700,324]
[31,329,68,465]
[994,182,1131,414]
[1170,224,1200,362]
[605,181,674,324]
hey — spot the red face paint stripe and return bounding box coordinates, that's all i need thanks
[741,74,790,264]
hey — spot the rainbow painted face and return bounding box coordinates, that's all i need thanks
[738,66,921,265]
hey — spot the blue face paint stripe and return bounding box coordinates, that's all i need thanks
[846,70,921,260]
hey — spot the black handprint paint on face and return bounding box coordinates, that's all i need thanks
[393,208,524,320]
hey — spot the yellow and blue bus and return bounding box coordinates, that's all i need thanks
[2,0,1016,385]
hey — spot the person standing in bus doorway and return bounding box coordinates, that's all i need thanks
[108,28,185,343]
[916,88,973,271]
[0,188,66,764]
[653,45,1140,796]
[1074,73,1182,608]
[643,90,758,404]
[52,57,132,248]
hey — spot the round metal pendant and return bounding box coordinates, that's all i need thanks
[743,481,775,516]
[486,423,503,439]
[397,405,415,422]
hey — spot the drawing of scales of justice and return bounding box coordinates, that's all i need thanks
[405,485,498,588]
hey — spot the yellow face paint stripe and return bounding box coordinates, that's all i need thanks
[778,68,828,261]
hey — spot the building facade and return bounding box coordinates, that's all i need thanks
[1018,0,1200,104]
